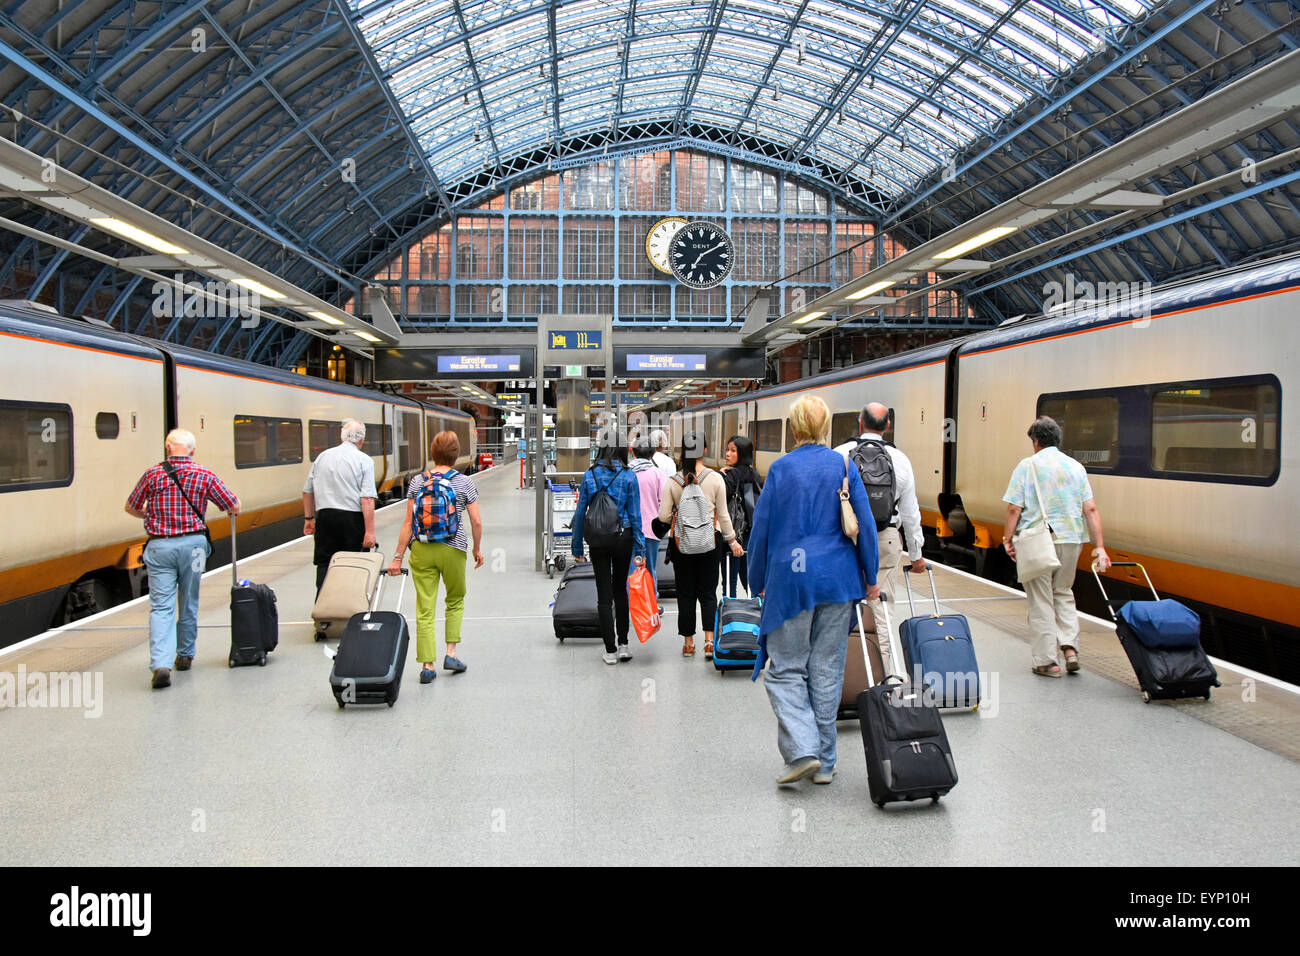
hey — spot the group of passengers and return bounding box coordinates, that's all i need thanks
[126,403,1111,789]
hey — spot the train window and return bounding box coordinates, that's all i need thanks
[1038,395,1119,468]
[0,401,73,492]
[95,412,120,440]
[361,424,390,457]
[831,412,860,448]
[702,413,717,455]
[722,410,739,447]
[784,418,796,451]
[400,412,420,471]
[752,418,782,452]
[234,416,303,468]
[1151,381,1279,478]
[309,420,342,460]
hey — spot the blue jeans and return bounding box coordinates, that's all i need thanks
[143,534,210,672]
[762,602,854,771]
[642,538,659,588]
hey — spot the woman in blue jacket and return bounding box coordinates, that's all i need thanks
[572,443,647,665]
[748,395,879,786]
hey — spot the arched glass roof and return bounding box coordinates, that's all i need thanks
[351,0,1159,200]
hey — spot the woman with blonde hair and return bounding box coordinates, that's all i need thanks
[747,394,879,786]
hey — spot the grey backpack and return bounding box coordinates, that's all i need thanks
[673,471,716,555]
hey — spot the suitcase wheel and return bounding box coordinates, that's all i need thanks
[1204,690,1212,700]
[931,795,940,803]
[874,800,885,808]
[1141,691,1151,703]
[557,636,565,643]
[386,700,394,708]
[259,654,267,667]
[336,699,346,709]
[227,658,235,668]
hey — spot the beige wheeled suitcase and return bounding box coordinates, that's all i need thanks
[312,550,386,639]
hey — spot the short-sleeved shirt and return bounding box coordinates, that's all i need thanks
[126,456,237,537]
[303,442,377,512]
[406,469,479,552]
[1002,446,1093,544]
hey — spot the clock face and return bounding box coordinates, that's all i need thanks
[669,221,734,289]
[645,217,688,274]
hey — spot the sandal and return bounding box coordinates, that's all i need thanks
[1063,648,1080,674]
[1032,663,1063,678]
[682,638,695,657]
[704,641,714,660]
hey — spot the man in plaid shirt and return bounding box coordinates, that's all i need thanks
[125,428,240,689]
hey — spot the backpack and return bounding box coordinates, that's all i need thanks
[412,469,460,543]
[583,469,623,551]
[848,439,896,532]
[673,470,717,555]
[726,473,759,546]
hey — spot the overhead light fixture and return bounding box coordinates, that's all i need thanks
[934,226,1017,260]
[307,310,344,326]
[215,272,288,300]
[793,310,826,325]
[846,279,897,300]
[353,330,381,343]
[90,217,188,255]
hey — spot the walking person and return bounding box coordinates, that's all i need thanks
[650,429,676,478]
[303,419,378,593]
[1002,416,1111,677]
[388,431,484,683]
[572,443,647,664]
[629,437,667,591]
[748,396,879,786]
[124,428,240,689]
[719,434,763,598]
[658,431,744,659]
[834,402,928,672]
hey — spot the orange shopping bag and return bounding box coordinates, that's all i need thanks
[628,565,661,644]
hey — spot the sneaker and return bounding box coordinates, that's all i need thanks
[151,668,171,690]
[777,756,821,785]
[812,768,836,785]
[616,643,633,662]
[602,652,619,665]
[419,667,437,684]
[174,655,193,671]
[443,655,467,673]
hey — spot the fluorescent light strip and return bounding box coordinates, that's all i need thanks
[846,279,897,301]
[307,310,344,326]
[934,226,1017,260]
[90,217,188,256]
[793,310,826,325]
[353,331,381,343]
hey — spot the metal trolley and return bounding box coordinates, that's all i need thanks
[544,477,581,577]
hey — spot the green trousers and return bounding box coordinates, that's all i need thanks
[409,540,467,662]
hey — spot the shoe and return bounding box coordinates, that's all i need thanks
[602,652,619,665]
[616,643,633,662]
[174,655,193,671]
[443,655,467,673]
[419,667,437,684]
[777,757,821,785]
[703,641,714,660]
[151,668,171,690]
[682,638,695,657]
[1063,648,1081,674]
[813,768,836,785]
[1032,663,1063,678]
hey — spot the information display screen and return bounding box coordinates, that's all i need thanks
[437,354,521,374]
[625,353,707,372]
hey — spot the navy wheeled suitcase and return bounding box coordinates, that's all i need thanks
[899,566,980,710]
[713,595,762,672]
[330,569,410,708]
[552,561,601,641]
[1093,563,1220,703]
[228,518,278,667]
[855,597,958,807]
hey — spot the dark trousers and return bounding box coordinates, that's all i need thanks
[590,528,634,653]
[674,538,721,637]
[725,551,749,598]
[314,508,366,593]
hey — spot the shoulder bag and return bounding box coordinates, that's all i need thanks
[1012,460,1060,583]
[839,455,859,545]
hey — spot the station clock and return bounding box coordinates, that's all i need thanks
[645,217,689,274]
[668,221,734,289]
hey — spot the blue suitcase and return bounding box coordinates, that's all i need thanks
[713,595,762,672]
[900,567,980,710]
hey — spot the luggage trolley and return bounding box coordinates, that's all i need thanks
[544,478,580,577]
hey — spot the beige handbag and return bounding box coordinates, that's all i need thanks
[1013,460,1060,583]
[839,456,859,545]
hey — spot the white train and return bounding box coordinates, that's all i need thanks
[0,303,476,643]
[671,255,1299,682]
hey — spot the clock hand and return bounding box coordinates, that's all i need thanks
[691,242,726,269]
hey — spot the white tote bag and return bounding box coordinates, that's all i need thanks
[1013,461,1060,584]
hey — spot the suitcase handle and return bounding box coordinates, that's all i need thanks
[856,595,905,688]
[901,565,941,618]
[1090,561,1158,621]
[230,514,238,587]
[367,567,409,620]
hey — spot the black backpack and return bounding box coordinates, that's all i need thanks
[583,470,622,550]
[849,439,896,532]
[727,474,761,546]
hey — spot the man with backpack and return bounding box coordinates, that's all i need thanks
[835,403,927,672]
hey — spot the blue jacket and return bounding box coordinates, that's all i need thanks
[747,443,879,678]
[571,462,646,560]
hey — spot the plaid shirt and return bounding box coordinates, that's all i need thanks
[126,456,238,537]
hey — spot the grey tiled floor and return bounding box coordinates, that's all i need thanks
[2,465,1298,866]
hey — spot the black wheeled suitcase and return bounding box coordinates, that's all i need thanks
[552,561,600,641]
[1093,562,1221,703]
[855,597,958,807]
[228,517,278,667]
[656,539,676,598]
[330,569,410,708]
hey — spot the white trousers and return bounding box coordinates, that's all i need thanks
[866,526,905,674]
[1022,542,1084,667]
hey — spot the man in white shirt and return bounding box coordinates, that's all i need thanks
[836,403,927,671]
[303,419,378,592]
[651,429,676,477]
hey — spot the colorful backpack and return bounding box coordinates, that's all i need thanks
[413,469,460,543]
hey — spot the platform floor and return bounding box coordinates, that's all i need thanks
[2,464,1298,866]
